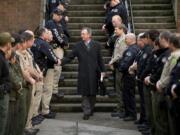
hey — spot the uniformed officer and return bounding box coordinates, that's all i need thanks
[137,30,159,135]
[4,33,28,135]
[102,0,128,36]
[46,8,68,98]
[0,32,13,135]
[17,31,41,135]
[108,24,127,118]
[144,32,171,135]
[32,27,60,119]
[119,33,140,121]
[168,57,180,135]
[156,33,180,135]
[134,32,154,126]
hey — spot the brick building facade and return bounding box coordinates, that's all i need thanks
[0,0,44,32]
[0,0,180,32]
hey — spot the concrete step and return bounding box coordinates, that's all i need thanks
[61,71,113,79]
[52,95,142,103]
[135,28,177,34]
[70,0,105,5]
[68,23,103,29]
[51,103,117,112]
[69,29,105,36]
[134,23,176,29]
[70,36,107,42]
[133,10,173,16]
[58,86,114,95]
[62,57,111,64]
[59,79,114,87]
[66,49,111,56]
[131,0,171,4]
[132,4,172,10]
[68,11,105,17]
[52,95,117,103]
[68,42,108,49]
[62,64,112,71]
[69,17,105,23]
[133,16,175,23]
[68,4,104,11]
[60,57,111,66]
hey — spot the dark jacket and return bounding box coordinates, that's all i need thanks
[167,58,180,97]
[62,40,105,96]
[105,2,128,36]
[119,44,140,73]
[0,50,12,95]
[31,38,58,74]
[149,48,171,85]
[46,20,68,48]
[136,44,153,80]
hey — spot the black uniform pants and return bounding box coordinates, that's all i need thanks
[82,96,96,115]
[137,80,146,122]
[122,73,136,117]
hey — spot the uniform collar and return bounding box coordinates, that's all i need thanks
[0,49,5,57]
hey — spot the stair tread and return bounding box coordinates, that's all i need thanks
[134,16,174,18]
[133,10,173,12]
[51,103,117,106]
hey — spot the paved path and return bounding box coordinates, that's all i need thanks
[37,113,141,135]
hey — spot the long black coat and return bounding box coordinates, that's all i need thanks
[62,40,105,96]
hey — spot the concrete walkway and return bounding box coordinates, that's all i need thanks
[37,113,141,135]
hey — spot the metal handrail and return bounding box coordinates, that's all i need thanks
[125,0,135,33]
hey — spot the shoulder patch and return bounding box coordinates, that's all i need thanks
[162,57,167,63]
[143,53,147,59]
[126,51,132,57]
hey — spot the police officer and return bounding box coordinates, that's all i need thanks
[0,32,13,135]
[108,24,127,118]
[119,33,140,121]
[144,32,171,135]
[168,57,180,135]
[46,8,68,98]
[102,0,128,36]
[134,32,154,126]
[31,27,60,119]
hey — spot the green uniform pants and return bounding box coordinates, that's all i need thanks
[0,94,9,135]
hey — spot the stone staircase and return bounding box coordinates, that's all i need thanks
[50,0,176,113]
[131,0,176,34]
[50,0,117,112]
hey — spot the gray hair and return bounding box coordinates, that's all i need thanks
[81,27,92,36]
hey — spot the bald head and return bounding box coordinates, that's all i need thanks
[125,33,136,46]
[112,15,122,27]
[25,30,34,36]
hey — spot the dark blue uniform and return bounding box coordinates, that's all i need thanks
[47,0,60,15]
[105,1,128,36]
[45,20,69,49]
[119,44,140,118]
[134,44,153,123]
[31,38,58,76]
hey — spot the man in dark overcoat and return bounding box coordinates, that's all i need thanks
[61,27,105,120]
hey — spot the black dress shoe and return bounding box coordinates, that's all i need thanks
[24,128,39,135]
[123,116,136,121]
[119,112,126,118]
[43,112,56,119]
[141,128,151,135]
[134,119,145,125]
[83,115,90,120]
[111,112,119,117]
